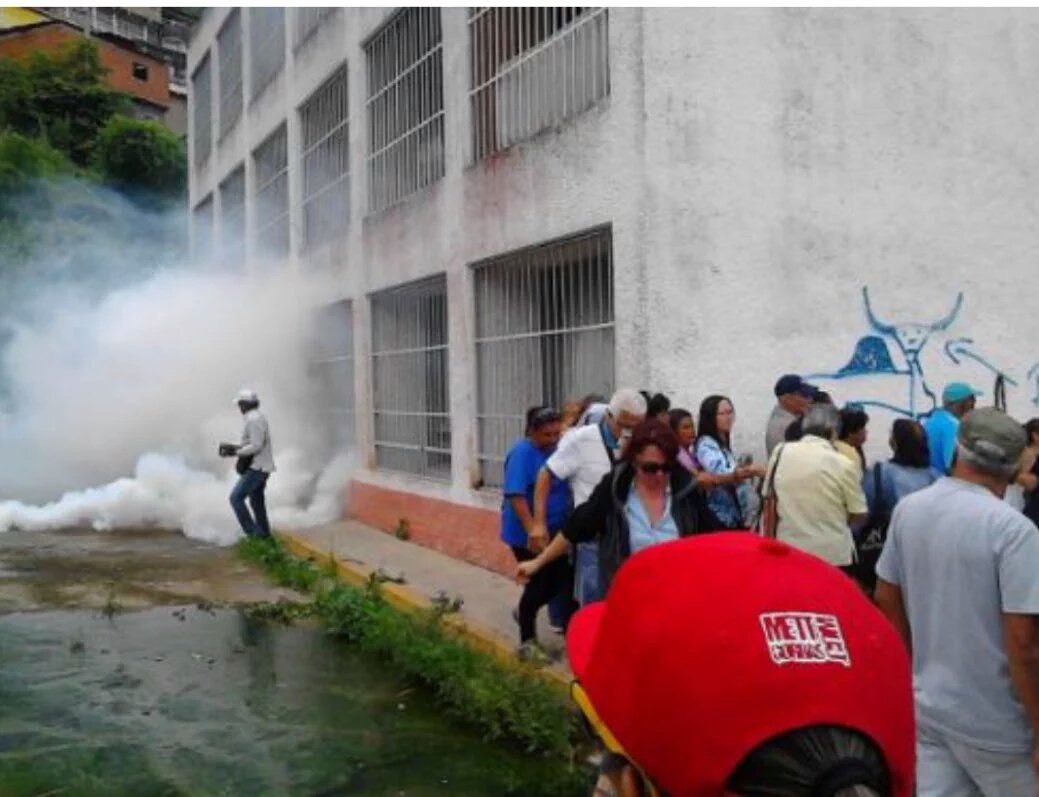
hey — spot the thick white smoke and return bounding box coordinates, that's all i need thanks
[0,233,352,544]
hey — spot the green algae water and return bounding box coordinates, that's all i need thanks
[0,606,576,796]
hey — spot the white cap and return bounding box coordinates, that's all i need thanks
[234,388,259,405]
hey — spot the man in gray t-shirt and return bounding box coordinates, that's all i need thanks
[876,408,1039,796]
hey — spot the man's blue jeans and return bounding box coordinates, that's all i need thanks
[230,469,270,538]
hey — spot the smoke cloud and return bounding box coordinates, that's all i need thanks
[0,182,350,544]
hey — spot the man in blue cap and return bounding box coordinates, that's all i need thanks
[924,382,980,474]
[766,374,819,456]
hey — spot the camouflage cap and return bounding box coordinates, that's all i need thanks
[958,408,1027,467]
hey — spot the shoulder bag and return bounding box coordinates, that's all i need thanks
[758,444,785,538]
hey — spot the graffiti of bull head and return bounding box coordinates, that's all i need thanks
[863,287,963,359]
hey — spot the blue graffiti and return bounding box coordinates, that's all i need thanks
[808,287,964,417]
[944,338,1018,387]
[1029,363,1039,406]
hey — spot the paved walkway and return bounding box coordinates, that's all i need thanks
[283,519,570,669]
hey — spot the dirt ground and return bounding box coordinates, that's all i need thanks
[0,527,298,613]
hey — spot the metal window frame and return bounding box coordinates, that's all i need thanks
[369,274,452,481]
[251,124,290,258]
[298,61,350,252]
[191,52,212,170]
[364,8,445,213]
[293,6,336,51]
[468,7,609,162]
[250,7,286,102]
[217,9,243,141]
[471,225,615,488]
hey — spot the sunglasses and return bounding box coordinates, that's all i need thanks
[638,462,672,475]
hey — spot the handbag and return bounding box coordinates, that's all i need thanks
[758,444,785,538]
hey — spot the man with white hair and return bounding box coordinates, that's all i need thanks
[877,408,1039,796]
[532,388,646,605]
[220,388,276,538]
[763,402,867,572]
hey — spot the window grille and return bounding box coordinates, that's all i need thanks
[294,7,335,50]
[252,124,289,259]
[469,7,609,161]
[218,165,246,265]
[217,10,243,140]
[370,276,451,480]
[250,7,285,101]
[299,63,350,252]
[365,8,445,213]
[311,300,356,450]
[191,53,212,169]
[473,227,614,487]
[192,194,214,257]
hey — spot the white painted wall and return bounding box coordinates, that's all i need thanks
[188,8,1039,509]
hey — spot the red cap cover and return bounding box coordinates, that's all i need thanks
[566,532,914,796]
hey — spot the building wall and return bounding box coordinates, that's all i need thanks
[188,8,1039,572]
[0,22,169,109]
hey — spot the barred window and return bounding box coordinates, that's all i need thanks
[192,194,214,257]
[300,63,349,252]
[365,8,445,213]
[370,276,451,480]
[218,165,245,265]
[252,124,289,259]
[217,10,243,140]
[474,227,614,487]
[311,300,356,451]
[469,7,609,161]
[294,7,335,50]
[191,53,212,169]
[250,7,285,101]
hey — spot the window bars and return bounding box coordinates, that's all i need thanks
[192,194,214,257]
[250,7,285,101]
[473,227,614,488]
[218,165,246,265]
[217,10,243,140]
[469,7,609,161]
[300,62,350,252]
[370,275,451,480]
[294,7,335,50]
[191,53,212,169]
[365,8,445,213]
[252,125,290,259]
[311,300,357,451]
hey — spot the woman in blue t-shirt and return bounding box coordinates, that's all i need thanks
[500,406,573,658]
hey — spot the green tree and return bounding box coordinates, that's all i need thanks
[95,115,186,199]
[0,39,126,167]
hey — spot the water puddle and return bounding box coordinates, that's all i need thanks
[0,605,563,796]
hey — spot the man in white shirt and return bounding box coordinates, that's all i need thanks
[764,403,867,572]
[531,388,646,604]
[221,388,276,538]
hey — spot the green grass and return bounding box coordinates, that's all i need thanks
[237,536,589,789]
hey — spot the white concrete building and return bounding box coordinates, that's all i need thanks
[188,8,1039,572]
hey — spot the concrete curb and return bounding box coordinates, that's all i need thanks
[276,529,571,691]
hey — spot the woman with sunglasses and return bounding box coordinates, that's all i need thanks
[516,419,720,595]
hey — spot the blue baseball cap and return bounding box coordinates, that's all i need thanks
[774,374,819,399]
[942,382,982,404]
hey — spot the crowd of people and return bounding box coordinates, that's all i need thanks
[499,376,1039,796]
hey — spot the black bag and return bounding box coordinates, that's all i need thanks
[235,454,254,475]
[854,463,890,593]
